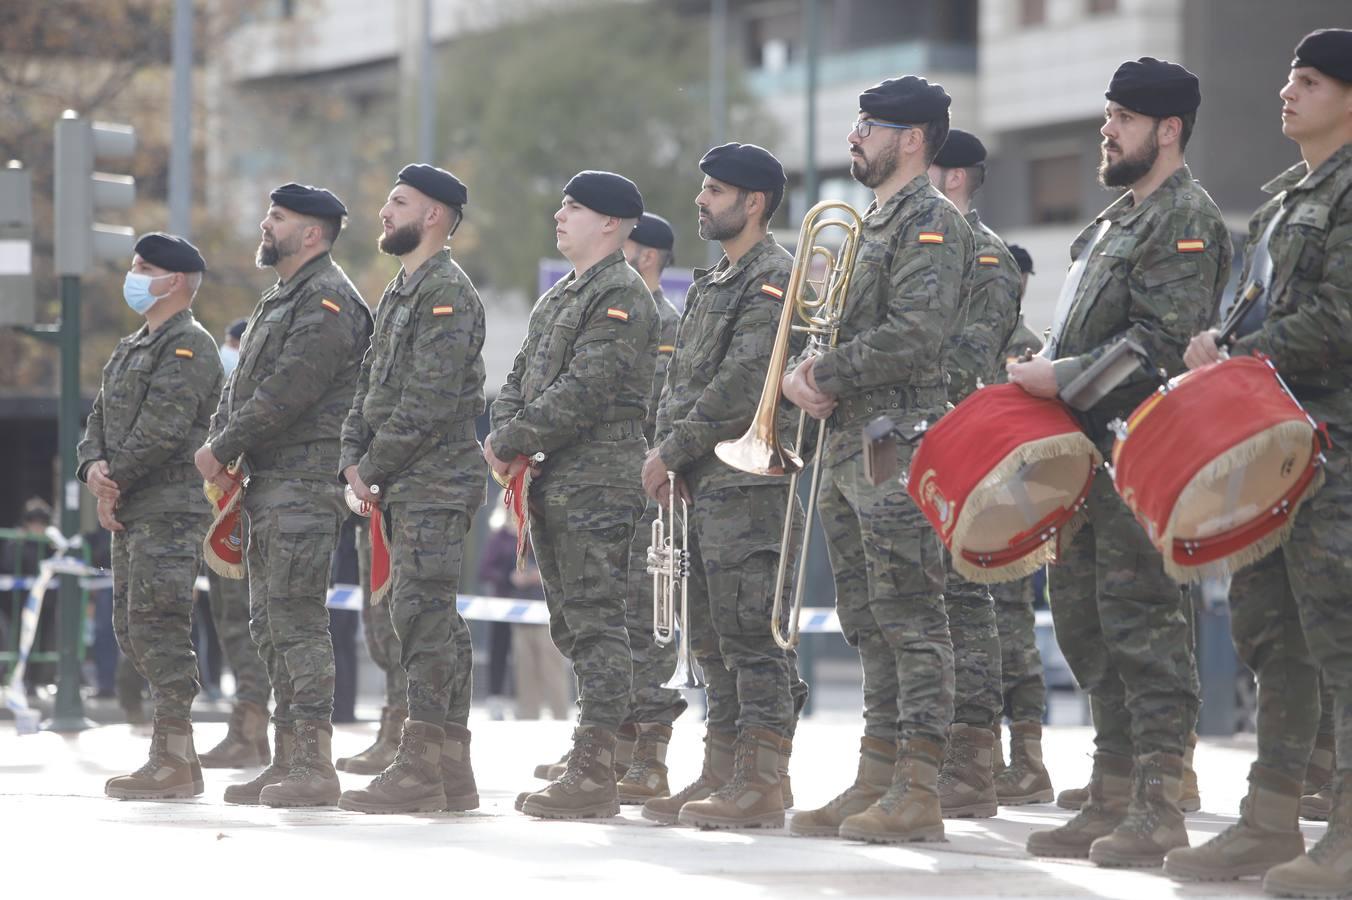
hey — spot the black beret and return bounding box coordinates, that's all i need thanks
[227,318,247,340]
[630,213,675,251]
[563,171,643,219]
[1293,29,1352,84]
[1105,57,1201,117]
[134,232,205,273]
[859,75,951,123]
[269,182,348,219]
[397,164,468,207]
[1007,244,1034,275]
[932,129,986,169]
[698,142,786,192]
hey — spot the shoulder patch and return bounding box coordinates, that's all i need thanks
[918,232,944,244]
[174,348,195,359]
[759,283,785,301]
[320,298,341,314]
[432,305,454,316]
[606,307,630,322]
[977,255,1000,266]
[1176,239,1206,253]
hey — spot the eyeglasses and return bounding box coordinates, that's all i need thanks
[851,118,913,140]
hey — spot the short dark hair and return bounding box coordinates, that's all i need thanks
[315,215,345,246]
[739,186,784,227]
[1173,110,1197,151]
[920,116,951,166]
[21,496,52,526]
[963,164,986,194]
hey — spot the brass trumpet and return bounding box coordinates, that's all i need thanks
[648,472,704,689]
[715,200,864,649]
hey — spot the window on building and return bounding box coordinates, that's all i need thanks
[1020,0,1046,27]
[1087,0,1117,15]
[1030,155,1082,225]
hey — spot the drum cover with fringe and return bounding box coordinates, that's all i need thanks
[1111,355,1325,583]
[907,383,1102,584]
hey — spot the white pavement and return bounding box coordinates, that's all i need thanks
[0,712,1327,899]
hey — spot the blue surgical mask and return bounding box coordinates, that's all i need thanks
[122,271,173,314]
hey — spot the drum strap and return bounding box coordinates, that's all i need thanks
[1044,219,1112,359]
[1219,201,1288,341]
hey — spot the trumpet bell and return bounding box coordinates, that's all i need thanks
[714,431,804,478]
[662,652,706,690]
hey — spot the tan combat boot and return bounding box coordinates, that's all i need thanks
[106,717,204,799]
[441,722,480,811]
[1027,750,1132,858]
[790,736,895,837]
[1058,782,1089,810]
[678,727,785,830]
[534,747,570,780]
[838,737,946,844]
[224,723,293,804]
[199,700,270,768]
[996,721,1055,805]
[1164,764,1305,881]
[614,722,638,780]
[1264,771,1352,897]
[1181,732,1201,813]
[338,719,445,814]
[939,723,998,818]
[1089,751,1190,867]
[642,728,735,825]
[780,737,794,808]
[617,723,672,804]
[992,724,1006,777]
[259,719,341,808]
[337,705,406,775]
[1301,733,1335,821]
[521,726,620,819]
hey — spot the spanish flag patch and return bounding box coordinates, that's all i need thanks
[978,255,1000,266]
[174,348,194,359]
[918,232,944,244]
[432,305,454,316]
[321,298,341,314]
[658,344,675,354]
[606,307,629,322]
[1176,239,1205,253]
[760,283,785,301]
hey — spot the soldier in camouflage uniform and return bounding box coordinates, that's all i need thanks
[782,76,973,844]
[1010,58,1230,867]
[198,183,373,808]
[636,143,799,831]
[336,165,486,815]
[79,233,223,799]
[487,171,655,820]
[924,129,1023,820]
[1166,30,1352,891]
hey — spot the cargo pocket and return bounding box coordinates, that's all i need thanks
[538,309,581,390]
[700,486,786,636]
[400,504,468,582]
[558,490,637,603]
[272,511,336,598]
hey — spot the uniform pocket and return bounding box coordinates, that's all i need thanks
[273,511,336,597]
[557,489,638,599]
[398,504,468,581]
[698,485,788,635]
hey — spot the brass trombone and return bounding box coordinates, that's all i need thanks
[648,472,704,689]
[714,200,864,649]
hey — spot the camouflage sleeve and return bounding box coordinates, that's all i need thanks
[491,285,648,460]
[943,256,1022,402]
[355,281,483,487]
[76,385,107,483]
[338,337,376,478]
[1052,208,1231,390]
[812,211,971,397]
[654,284,697,445]
[657,286,781,472]
[210,293,369,463]
[1233,196,1352,376]
[207,362,234,443]
[106,343,223,488]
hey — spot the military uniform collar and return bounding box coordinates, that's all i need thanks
[702,233,778,285]
[130,307,192,347]
[563,248,626,294]
[1094,164,1194,228]
[1268,142,1352,196]
[866,174,933,226]
[652,285,665,304]
[274,251,333,299]
[964,208,984,230]
[393,248,450,297]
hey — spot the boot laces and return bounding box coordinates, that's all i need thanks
[557,736,601,787]
[369,735,430,787]
[709,741,757,800]
[1308,826,1352,864]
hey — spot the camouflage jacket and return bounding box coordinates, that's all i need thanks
[994,315,1044,384]
[644,286,681,444]
[489,249,657,489]
[339,249,487,510]
[655,234,799,491]
[209,252,373,478]
[77,309,222,522]
[811,174,974,432]
[942,208,1022,402]
[1232,143,1352,435]
[1051,165,1231,441]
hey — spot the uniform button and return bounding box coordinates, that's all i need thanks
[867,406,874,413]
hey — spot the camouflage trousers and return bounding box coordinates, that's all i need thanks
[207,559,270,709]
[355,523,407,709]
[111,511,207,721]
[991,571,1047,723]
[946,562,1002,728]
[818,439,954,746]
[530,482,640,729]
[1050,470,1199,758]
[623,499,687,726]
[1228,443,1352,781]
[243,476,343,725]
[383,501,474,728]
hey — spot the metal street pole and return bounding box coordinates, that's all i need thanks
[169,0,194,236]
[708,0,728,266]
[803,0,820,209]
[419,0,435,161]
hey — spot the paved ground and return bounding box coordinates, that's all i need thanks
[0,711,1325,899]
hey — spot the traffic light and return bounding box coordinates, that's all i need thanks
[0,159,35,325]
[53,109,136,276]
